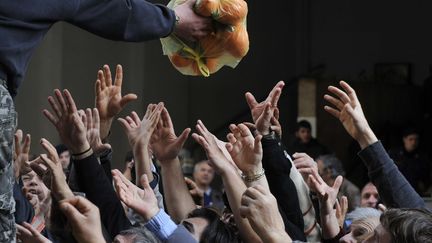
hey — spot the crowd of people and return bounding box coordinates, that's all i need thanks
[4,64,432,243]
[1,0,432,242]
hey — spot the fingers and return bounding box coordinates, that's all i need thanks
[103,65,112,87]
[139,174,151,190]
[175,128,191,149]
[118,118,131,131]
[61,195,97,215]
[63,89,78,113]
[324,94,345,110]
[14,129,23,152]
[120,94,138,108]
[40,138,59,161]
[161,108,174,129]
[339,81,358,105]
[95,79,102,96]
[327,85,351,104]
[97,70,105,90]
[269,88,281,107]
[260,102,273,122]
[114,64,123,87]
[333,176,344,191]
[54,89,68,113]
[85,108,92,130]
[93,108,100,129]
[245,92,258,110]
[22,222,41,236]
[254,135,262,154]
[274,107,280,120]
[324,105,341,119]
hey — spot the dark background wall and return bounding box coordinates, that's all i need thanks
[14,0,432,181]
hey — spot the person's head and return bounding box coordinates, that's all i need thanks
[316,154,345,184]
[361,182,379,208]
[295,120,312,144]
[193,160,215,188]
[22,170,50,204]
[340,207,381,243]
[55,144,70,169]
[402,128,419,153]
[182,207,239,243]
[114,227,160,243]
[363,208,432,243]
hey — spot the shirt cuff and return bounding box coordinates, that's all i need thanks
[145,209,177,241]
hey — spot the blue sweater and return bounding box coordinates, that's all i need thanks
[0,0,176,97]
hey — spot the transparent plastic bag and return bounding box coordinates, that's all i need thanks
[160,0,248,77]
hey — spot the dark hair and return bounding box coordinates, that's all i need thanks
[296,120,311,131]
[125,151,134,163]
[381,208,432,243]
[188,208,240,243]
[55,144,69,155]
[317,154,345,177]
[402,127,419,138]
[119,227,161,243]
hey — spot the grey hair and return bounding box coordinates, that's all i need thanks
[346,207,382,222]
[317,154,345,178]
[119,227,161,243]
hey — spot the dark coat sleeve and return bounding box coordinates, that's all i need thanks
[358,141,427,209]
[261,136,306,241]
[67,0,176,41]
[72,153,131,239]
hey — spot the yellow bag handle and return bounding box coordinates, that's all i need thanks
[172,35,210,77]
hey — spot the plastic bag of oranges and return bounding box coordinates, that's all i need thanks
[160,0,248,77]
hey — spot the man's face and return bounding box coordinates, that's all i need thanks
[403,134,419,152]
[316,159,331,183]
[296,127,312,144]
[361,183,379,208]
[22,171,49,206]
[193,162,214,187]
[181,217,209,241]
[59,150,71,169]
[362,224,392,243]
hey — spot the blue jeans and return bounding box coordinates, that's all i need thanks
[0,79,17,242]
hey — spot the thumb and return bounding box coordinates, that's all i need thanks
[254,135,262,154]
[333,176,344,191]
[139,174,151,190]
[60,202,83,227]
[120,93,138,108]
[175,128,191,148]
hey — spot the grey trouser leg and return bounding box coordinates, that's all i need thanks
[0,82,17,242]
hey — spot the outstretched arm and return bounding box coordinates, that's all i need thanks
[192,120,262,243]
[150,107,194,223]
[119,103,163,185]
[324,81,425,209]
[95,64,137,141]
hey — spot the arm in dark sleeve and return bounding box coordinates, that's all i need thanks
[68,0,176,41]
[261,135,306,241]
[358,141,426,209]
[72,153,131,239]
[13,178,34,224]
[99,149,113,183]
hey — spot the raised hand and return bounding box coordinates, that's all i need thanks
[118,103,163,151]
[95,64,138,139]
[14,129,32,178]
[16,222,51,243]
[270,108,282,138]
[43,89,89,154]
[59,196,105,243]
[324,81,377,149]
[307,168,343,216]
[335,196,348,228]
[30,138,73,200]
[192,120,238,175]
[184,177,204,206]
[81,108,111,157]
[150,107,191,162]
[245,81,284,135]
[239,185,290,243]
[226,123,263,176]
[112,169,159,221]
[292,152,317,182]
